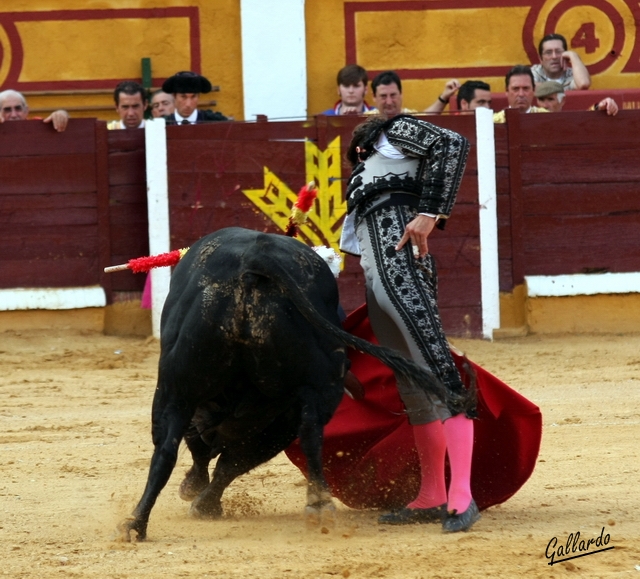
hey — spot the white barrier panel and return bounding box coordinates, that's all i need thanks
[0,286,106,311]
[145,118,171,339]
[526,272,640,297]
[476,107,500,340]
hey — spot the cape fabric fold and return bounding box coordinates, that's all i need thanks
[285,304,542,510]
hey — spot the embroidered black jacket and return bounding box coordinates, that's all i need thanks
[346,115,470,222]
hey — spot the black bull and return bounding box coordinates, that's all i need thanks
[119,227,464,541]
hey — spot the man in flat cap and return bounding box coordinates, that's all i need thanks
[535,81,618,115]
[162,71,228,124]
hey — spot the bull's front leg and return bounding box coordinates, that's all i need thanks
[117,404,193,541]
[298,406,336,528]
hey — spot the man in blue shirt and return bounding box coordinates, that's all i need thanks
[320,64,375,116]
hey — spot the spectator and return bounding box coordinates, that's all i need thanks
[162,71,227,124]
[424,79,460,113]
[367,70,417,119]
[493,65,548,123]
[535,81,618,115]
[107,81,147,130]
[320,64,375,116]
[457,80,492,111]
[0,89,69,132]
[532,33,591,90]
[424,79,492,113]
[150,90,175,118]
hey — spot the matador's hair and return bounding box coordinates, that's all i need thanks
[346,114,417,167]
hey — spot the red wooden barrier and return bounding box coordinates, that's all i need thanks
[0,119,106,290]
[3,112,640,336]
[0,119,148,302]
[450,88,640,114]
[493,108,640,291]
[163,115,482,336]
[105,128,148,295]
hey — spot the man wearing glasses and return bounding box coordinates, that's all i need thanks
[0,90,69,132]
[531,33,591,90]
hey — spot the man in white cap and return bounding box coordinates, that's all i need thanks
[162,71,227,124]
[534,81,618,115]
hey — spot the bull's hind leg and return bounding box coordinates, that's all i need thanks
[189,415,299,520]
[298,403,337,528]
[118,399,194,542]
[178,422,213,501]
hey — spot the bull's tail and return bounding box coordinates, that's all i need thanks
[243,245,474,415]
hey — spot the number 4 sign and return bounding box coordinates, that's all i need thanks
[571,22,600,54]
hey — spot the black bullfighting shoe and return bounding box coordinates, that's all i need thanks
[442,499,480,533]
[378,504,447,525]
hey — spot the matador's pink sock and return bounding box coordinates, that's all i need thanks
[407,420,447,509]
[443,414,474,513]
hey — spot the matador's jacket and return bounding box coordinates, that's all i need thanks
[345,115,470,227]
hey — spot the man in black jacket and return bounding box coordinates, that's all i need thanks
[162,71,228,124]
[341,115,479,533]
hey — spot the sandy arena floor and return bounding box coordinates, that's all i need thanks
[1,328,639,578]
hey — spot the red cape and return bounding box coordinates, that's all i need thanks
[285,304,542,511]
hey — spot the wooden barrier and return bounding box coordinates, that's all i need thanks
[0,119,148,302]
[0,119,108,289]
[162,115,482,336]
[105,128,148,296]
[2,111,640,336]
[497,109,640,292]
[449,88,640,114]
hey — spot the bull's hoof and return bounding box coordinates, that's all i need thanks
[189,497,223,520]
[305,500,336,529]
[178,468,210,502]
[116,516,147,542]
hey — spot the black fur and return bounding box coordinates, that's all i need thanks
[118,227,462,540]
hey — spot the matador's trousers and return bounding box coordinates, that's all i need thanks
[356,204,474,425]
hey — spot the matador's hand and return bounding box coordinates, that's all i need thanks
[395,214,437,259]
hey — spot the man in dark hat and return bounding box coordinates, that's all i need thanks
[162,71,228,124]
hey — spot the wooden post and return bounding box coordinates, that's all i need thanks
[505,108,525,287]
[145,118,171,339]
[475,108,500,339]
[95,120,113,304]
[141,57,152,89]
[316,113,328,150]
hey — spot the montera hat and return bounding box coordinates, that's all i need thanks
[535,81,564,98]
[162,71,212,94]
